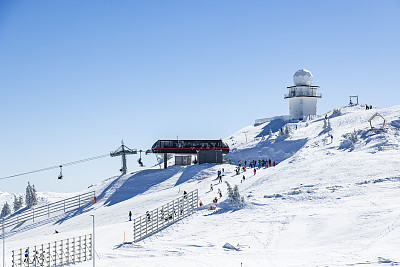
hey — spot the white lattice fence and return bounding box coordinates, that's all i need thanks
[12,234,92,267]
[133,189,198,242]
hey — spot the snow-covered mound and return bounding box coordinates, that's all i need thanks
[1,105,400,266]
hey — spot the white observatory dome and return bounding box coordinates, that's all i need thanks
[293,69,313,86]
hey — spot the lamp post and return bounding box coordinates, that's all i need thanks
[90,215,95,267]
[2,219,5,267]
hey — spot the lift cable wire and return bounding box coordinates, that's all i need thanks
[0,154,110,181]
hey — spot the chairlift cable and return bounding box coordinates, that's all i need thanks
[0,154,110,181]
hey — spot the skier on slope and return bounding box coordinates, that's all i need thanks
[129,211,132,221]
[146,211,150,222]
[218,188,222,198]
[24,249,29,263]
[210,184,213,191]
[254,168,257,176]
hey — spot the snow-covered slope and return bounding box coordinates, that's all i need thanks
[2,105,400,266]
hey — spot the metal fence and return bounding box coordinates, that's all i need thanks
[133,189,198,243]
[12,234,92,267]
[3,191,95,230]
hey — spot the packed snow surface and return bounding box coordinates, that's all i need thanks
[1,105,400,266]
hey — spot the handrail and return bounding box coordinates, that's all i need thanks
[284,92,322,98]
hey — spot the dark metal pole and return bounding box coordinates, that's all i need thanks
[164,153,167,169]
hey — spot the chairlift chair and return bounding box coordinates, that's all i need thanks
[58,165,63,179]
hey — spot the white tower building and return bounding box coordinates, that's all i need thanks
[284,69,321,120]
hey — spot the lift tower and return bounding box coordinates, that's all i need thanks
[110,141,137,174]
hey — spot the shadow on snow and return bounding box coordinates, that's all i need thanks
[103,167,184,207]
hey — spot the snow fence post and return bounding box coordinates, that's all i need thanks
[156,208,159,234]
[78,235,81,263]
[196,189,199,212]
[61,240,64,265]
[133,218,136,242]
[33,246,36,266]
[41,244,44,266]
[72,238,75,264]
[54,241,57,266]
[47,243,50,266]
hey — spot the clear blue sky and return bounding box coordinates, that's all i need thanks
[1,0,399,193]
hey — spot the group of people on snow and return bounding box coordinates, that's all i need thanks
[235,159,276,169]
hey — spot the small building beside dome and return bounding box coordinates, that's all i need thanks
[284,69,321,120]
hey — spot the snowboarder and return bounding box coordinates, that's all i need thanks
[330,135,333,143]
[273,161,276,166]
[129,211,132,221]
[242,175,245,182]
[210,184,213,191]
[213,197,218,203]
[253,168,257,176]
[219,175,222,183]
[218,188,222,198]
[222,168,225,176]
[238,160,241,167]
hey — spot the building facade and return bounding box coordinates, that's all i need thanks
[284,69,321,120]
